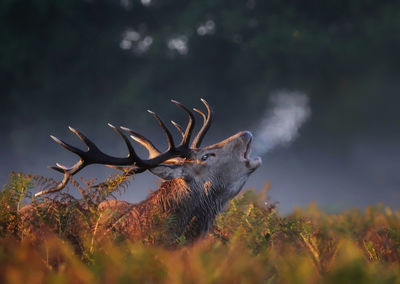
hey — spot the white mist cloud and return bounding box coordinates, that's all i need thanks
[253,91,311,155]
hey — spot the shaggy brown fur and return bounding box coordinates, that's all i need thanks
[98,178,225,245]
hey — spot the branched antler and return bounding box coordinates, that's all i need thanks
[36,99,213,197]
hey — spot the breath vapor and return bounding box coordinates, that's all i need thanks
[253,91,311,155]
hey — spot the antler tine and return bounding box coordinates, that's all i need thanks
[147,110,175,151]
[65,126,138,165]
[35,170,75,197]
[50,135,85,156]
[192,108,206,120]
[191,98,213,148]
[120,126,161,158]
[170,100,195,147]
[107,123,147,166]
[68,126,97,150]
[171,120,185,138]
[36,160,85,197]
[48,165,64,173]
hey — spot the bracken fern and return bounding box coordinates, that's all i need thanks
[0,172,399,283]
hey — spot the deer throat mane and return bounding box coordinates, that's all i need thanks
[149,178,191,211]
[145,178,227,237]
[151,178,227,213]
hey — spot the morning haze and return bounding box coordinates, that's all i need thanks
[1,0,399,212]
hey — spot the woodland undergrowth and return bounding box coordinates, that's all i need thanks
[0,172,399,283]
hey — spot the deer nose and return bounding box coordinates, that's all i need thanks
[239,131,253,141]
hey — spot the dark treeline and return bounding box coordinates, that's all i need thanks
[1,0,400,161]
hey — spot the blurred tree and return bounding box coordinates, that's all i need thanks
[1,0,400,155]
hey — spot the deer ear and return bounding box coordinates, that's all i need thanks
[149,164,183,180]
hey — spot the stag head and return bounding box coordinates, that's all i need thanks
[151,131,261,200]
[37,99,261,200]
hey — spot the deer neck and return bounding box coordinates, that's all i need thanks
[147,178,229,240]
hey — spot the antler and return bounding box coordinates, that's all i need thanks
[120,100,196,159]
[191,98,213,148]
[36,99,212,197]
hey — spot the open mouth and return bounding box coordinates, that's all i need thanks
[241,132,262,170]
[243,136,252,160]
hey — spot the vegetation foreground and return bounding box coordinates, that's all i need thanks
[0,173,399,283]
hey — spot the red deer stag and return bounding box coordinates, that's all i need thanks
[22,99,261,244]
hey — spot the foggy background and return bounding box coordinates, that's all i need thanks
[1,0,399,212]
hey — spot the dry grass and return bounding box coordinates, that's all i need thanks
[0,172,399,283]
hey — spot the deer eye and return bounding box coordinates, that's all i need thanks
[200,153,215,161]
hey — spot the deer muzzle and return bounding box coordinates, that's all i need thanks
[239,131,262,170]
